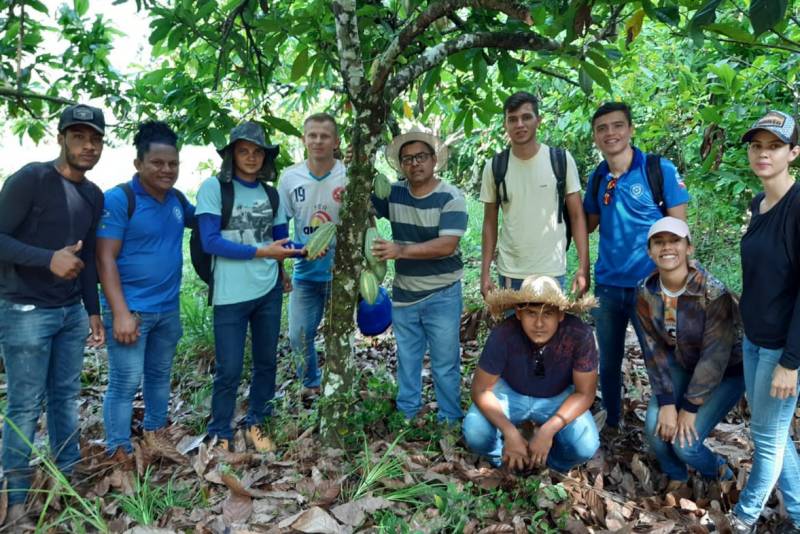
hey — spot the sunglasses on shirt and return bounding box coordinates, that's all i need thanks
[603,176,619,206]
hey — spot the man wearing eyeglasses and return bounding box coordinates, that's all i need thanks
[584,102,689,433]
[463,275,599,471]
[371,128,468,424]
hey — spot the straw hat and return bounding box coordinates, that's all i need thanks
[385,126,449,172]
[485,275,597,319]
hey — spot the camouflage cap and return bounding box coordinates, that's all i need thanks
[217,121,280,183]
[741,110,798,145]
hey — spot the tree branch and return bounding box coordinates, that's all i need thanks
[331,0,366,100]
[387,30,560,101]
[0,86,75,105]
[370,0,532,94]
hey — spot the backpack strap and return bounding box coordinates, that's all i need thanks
[491,148,511,203]
[645,153,666,215]
[219,179,235,229]
[260,182,280,216]
[550,146,567,224]
[117,182,136,220]
[591,163,606,207]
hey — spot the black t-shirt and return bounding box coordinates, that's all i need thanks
[740,182,800,370]
[0,161,103,314]
[478,314,598,398]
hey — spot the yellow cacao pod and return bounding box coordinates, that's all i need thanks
[373,173,392,199]
[359,270,379,305]
[305,222,336,259]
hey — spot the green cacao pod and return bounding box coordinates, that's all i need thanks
[373,173,392,199]
[371,260,387,285]
[359,270,379,305]
[305,222,336,259]
[363,227,380,266]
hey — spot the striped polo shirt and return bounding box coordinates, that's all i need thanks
[372,179,468,306]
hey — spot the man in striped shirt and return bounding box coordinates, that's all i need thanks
[372,128,468,423]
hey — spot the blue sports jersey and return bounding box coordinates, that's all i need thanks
[584,147,690,287]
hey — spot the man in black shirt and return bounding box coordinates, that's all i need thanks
[0,104,106,525]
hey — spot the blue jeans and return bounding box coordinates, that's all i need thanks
[592,283,647,428]
[644,357,744,481]
[392,282,463,422]
[103,308,182,454]
[208,282,282,439]
[498,274,565,290]
[734,337,800,526]
[288,278,330,388]
[462,379,599,472]
[0,299,88,505]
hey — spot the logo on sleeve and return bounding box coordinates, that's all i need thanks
[173,206,183,222]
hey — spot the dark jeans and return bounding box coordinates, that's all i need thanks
[103,308,182,454]
[208,281,282,439]
[592,283,647,428]
[0,299,88,505]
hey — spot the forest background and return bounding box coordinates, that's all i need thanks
[0,0,799,532]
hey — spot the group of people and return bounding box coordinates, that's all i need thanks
[0,95,797,533]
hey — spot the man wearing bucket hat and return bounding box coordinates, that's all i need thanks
[0,103,106,525]
[196,121,298,452]
[463,276,600,471]
[372,127,468,423]
[278,113,346,394]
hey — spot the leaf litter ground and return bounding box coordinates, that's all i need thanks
[0,314,798,533]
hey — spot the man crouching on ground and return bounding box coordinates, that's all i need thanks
[463,275,600,472]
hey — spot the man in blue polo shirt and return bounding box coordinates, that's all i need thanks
[584,102,690,431]
[97,121,194,461]
[372,128,468,423]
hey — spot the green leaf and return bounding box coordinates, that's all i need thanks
[463,111,474,137]
[149,20,172,45]
[689,0,723,28]
[24,0,49,14]
[73,0,89,17]
[262,115,303,137]
[580,61,611,93]
[749,0,788,36]
[578,67,593,96]
[704,22,754,42]
[585,49,610,70]
[291,48,310,82]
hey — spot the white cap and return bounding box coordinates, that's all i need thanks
[647,216,690,241]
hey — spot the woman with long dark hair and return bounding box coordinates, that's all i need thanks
[728,111,800,534]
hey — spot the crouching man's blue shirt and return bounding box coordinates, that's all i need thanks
[97,175,194,312]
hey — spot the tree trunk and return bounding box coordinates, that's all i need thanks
[319,106,387,446]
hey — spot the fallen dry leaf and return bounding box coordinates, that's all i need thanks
[330,496,392,527]
[222,492,253,523]
[288,506,348,534]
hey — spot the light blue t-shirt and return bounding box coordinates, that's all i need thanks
[195,177,288,306]
[97,176,193,313]
[584,147,690,288]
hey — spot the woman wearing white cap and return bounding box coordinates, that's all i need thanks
[636,216,744,492]
[728,111,800,534]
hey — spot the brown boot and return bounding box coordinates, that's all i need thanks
[245,425,276,453]
[143,428,186,464]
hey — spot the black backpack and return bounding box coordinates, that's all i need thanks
[492,146,573,249]
[116,179,279,304]
[590,153,666,215]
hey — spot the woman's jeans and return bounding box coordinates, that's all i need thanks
[644,356,744,481]
[734,337,800,526]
